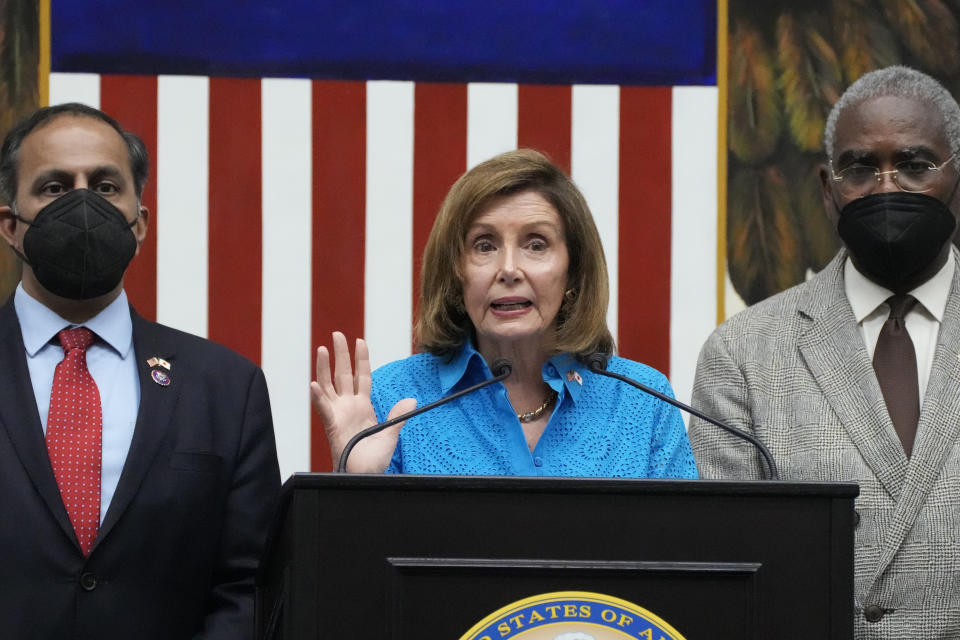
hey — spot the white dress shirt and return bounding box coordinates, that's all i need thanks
[844,251,954,405]
[14,284,141,523]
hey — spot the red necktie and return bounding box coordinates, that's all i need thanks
[46,327,102,555]
[873,295,920,458]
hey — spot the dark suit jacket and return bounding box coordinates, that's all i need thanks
[0,298,281,639]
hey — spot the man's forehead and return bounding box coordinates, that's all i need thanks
[833,94,949,156]
[18,114,129,174]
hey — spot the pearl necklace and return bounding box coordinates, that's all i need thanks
[516,389,558,423]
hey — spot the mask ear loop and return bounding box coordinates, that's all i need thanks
[830,192,844,220]
[941,172,960,245]
[6,202,34,266]
[924,164,960,241]
[943,168,960,207]
[8,202,38,228]
[125,203,142,229]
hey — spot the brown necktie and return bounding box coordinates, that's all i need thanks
[873,295,919,457]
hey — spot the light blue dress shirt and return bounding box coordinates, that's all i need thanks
[15,284,140,523]
[372,342,697,478]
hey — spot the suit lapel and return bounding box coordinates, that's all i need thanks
[96,309,181,544]
[0,299,78,547]
[797,252,909,499]
[866,253,960,588]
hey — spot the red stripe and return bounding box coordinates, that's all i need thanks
[412,83,467,338]
[311,81,366,471]
[207,78,262,364]
[618,87,671,375]
[518,85,571,173]
[100,75,158,320]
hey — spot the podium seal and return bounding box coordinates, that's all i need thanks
[460,591,686,640]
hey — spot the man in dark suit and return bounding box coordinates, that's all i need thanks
[0,103,281,639]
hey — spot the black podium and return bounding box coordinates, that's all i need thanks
[256,474,857,639]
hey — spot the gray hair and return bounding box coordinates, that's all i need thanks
[823,65,960,167]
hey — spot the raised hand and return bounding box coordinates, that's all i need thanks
[310,331,414,473]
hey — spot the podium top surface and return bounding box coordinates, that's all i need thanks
[283,472,859,499]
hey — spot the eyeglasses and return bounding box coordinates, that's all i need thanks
[830,153,956,199]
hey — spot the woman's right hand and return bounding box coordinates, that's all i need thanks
[310,331,415,473]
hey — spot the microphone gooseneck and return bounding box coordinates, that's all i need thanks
[337,358,514,473]
[586,354,779,481]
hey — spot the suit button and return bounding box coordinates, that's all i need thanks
[79,573,97,591]
[853,510,861,526]
[863,604,884,622]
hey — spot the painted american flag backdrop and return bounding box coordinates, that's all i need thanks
[49,1,724,479]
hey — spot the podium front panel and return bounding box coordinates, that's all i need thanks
[257,474,856,639]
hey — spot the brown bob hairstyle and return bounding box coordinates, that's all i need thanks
[416,148,615,359]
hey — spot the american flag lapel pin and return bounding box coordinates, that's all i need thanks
[566,370,583,385]
[147,356,171,370]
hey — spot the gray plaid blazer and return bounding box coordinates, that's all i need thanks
[690,248,960,638]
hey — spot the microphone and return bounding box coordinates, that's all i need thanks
[585,353,779,481]
[337,358,513,473]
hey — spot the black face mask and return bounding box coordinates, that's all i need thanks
[14,189,139,300]
[836,191,957,293]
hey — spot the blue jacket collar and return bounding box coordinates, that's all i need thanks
[437,342,589,403]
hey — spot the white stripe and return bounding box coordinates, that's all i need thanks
[365,81,414,370]
[261,78,313,479]
[466,83,518,168]
[670,86,719,406]
[48,72,100,108]
[571,85,620,341]
[156,76,209,336]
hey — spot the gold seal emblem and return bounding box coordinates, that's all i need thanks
[460,591,686,640]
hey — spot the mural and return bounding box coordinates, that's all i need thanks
[726,0,960,305]
[0,0,41,301]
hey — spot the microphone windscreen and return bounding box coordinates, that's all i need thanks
[490,358,513,377]
[585,352,610,371]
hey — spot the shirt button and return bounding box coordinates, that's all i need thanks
[79,572,97,591]
[533,457,543,467]
[863,604,884,623]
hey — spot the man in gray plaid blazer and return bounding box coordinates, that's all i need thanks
[691,66,960,638]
